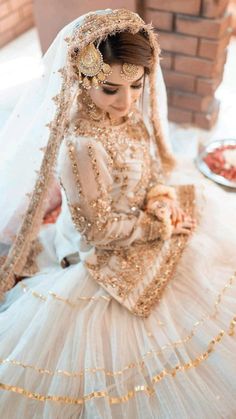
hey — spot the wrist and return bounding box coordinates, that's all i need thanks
[147,184,177,202]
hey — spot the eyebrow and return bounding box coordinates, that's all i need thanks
[103,73,144,87]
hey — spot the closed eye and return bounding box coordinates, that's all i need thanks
[102,87,118,95]
[102,83,143,95]
[131,83,142,89]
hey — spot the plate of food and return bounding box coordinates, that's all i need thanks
[195,139,236,189]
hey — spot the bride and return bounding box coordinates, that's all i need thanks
[0,8,235,418]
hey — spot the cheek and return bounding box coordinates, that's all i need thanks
[132,89,142,101]
[89,89,114,109]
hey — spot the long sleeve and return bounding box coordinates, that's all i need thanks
[59,135,171,249]
[147,137,177,204]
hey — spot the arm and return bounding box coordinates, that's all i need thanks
[59,136,172,249]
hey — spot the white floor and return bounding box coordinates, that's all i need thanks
[0,28,236,157]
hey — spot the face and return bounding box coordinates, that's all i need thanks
[89,64,145,119]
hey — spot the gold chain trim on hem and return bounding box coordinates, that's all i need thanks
[0,315,235,404]
[2,272,235,379]
[19,282,111,304]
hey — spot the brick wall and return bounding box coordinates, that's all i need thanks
[0,0,34,48]
[229,0,236,34]
[145,0,232,129]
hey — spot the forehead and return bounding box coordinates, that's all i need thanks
[105,64,144,85]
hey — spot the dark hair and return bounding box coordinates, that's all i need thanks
[98,31,153,74]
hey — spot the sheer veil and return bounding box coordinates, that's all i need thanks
[0,8,175,296]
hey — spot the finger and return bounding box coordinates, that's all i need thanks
[181,221,194,229]
[183,215,196,225]
[177,227,192,235]
[171,206,178,224]
[176,208,185,223]
[177,220,195,230]
[173,226,191,235]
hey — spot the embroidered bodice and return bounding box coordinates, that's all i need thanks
[56,110,194,317]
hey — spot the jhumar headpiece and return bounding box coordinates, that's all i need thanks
[75,43,112,89]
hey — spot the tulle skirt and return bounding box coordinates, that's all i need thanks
[0,159,236,418]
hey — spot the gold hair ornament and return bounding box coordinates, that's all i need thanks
[120,63,140,81]
[75,43,112,89]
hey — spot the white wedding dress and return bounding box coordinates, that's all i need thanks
[0,108,236,418]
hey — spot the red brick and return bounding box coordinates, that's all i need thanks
[163,70,195,92]
[10,0,30,11]
[14,15,34,37]
[160,51,173,70]
[193,99,220,129]
[168,106,193,124]
[0,28,15,48]
[202,0,229,18]
[196,75,223,95]
[159,31,198,56]
[176,12,232,39]
[145,9,173,31]
[229,1,236,35]
[199,33,231,60]
[146,0,201,15]
[0,2,11,18]
[21,2,33,18]
[174,53,226,78]
[168,90,214,112]
[0,11,20,32]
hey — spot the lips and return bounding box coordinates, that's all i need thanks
[111,106,127,112]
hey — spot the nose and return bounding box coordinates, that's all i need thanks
[116,87,132,111]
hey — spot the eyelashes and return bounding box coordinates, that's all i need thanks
[102,84,143,95]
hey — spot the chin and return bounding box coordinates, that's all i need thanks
[109,108,129,118]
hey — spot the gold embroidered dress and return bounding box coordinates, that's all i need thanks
[0,107,236,417]
[0,9,236,419]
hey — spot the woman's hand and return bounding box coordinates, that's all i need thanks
[160,197,186,225]
[146,196,196,236]
[172,215,196,235]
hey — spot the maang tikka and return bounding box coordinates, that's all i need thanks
[120,63,140,81]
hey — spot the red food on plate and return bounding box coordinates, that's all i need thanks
[203,144,236,182]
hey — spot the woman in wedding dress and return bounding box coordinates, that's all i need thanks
[0,8,235,418]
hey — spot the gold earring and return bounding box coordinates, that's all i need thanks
[120,63,139,81]
[80,89,106,122]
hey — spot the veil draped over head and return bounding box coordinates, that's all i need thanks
[0,9,175,297]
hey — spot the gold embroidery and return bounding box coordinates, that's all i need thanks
[73,111,151,209]
[84,185,195,316]
[0,256,7,268]
[0,70,70,295]
[64,112,157,248]
[66,141,84,198]
[19,282,111,305]
[132,185,195,317]
[0,315,235,404]
[19,239,43,277]
[11,272,235,381]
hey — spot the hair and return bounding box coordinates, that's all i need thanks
[98,31,153,74]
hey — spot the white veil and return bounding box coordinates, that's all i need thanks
[0,8,174,295]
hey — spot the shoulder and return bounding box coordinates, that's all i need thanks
[58,133,112,170]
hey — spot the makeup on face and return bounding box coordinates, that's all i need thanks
[102,73,144,95]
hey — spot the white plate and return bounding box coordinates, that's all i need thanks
[195,139,236,189]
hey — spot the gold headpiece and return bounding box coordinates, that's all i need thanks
[76,43,112,89]
[120,63,140,81]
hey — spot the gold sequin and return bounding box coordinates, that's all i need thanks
[0,314,235,405]
[19,282,111,306]
[6,272,235,380]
